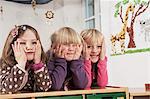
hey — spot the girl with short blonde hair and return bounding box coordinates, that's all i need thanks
[46,27,88,90]
[81,29,108,89]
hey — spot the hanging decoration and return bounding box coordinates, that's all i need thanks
[31,0,36,10]
[45,10,54,19]
[31,0,37,12]
[0,6,3,14]
[5,0,53,4]
[0,6,3,20]
[44,10,54,25]
[4,0,55,24]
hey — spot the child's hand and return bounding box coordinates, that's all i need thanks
[73,44,82,60]
[83,43,91,60]
[54,44,66,58]
[34,40,41,64]
[12,40,27,70]
[100,37,106,60]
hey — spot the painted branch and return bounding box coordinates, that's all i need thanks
[119,6,124,23]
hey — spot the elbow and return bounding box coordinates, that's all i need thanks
[75,78,88,89]
[85,81,92,89]
[51,83,62,91]
[97,81,108,88]
[1,88,17,94]
[51,86,62,91]
[75,84,86,89]
[97,83,107,88]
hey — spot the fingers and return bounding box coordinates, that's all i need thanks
[73,44,82,60]
[12,40,20,53]
[54,44,66,58]
[58,45,62,55]
[34,40,42,64]
[76,44,83,53]
[100,38,106,60]
[35,40,42,55]
[11,40,26,63]
[82,43,90,60]
[11,43,15,52]
[59,45,66,57]
[102,38,106,52]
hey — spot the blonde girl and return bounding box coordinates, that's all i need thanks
[81,29,108,89]
[46,27,88,90]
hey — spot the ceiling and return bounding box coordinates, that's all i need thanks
[5,0,53,4]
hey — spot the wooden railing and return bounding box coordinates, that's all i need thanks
[0,87,129,99]
[129,88,150,99]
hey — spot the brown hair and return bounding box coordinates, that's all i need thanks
[0,25,46,68]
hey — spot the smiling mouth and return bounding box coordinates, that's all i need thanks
[90,55,99,57]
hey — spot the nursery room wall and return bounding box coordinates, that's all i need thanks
[101,0,150,88]
[0,0,150,88]
[0,0,84,55]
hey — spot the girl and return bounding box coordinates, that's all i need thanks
[0,25,52,94]
[81,29,108,89]
[46,27,88,91]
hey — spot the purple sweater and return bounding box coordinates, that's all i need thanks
[46,51,88,90]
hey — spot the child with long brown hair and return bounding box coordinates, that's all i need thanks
[0,25,52,94]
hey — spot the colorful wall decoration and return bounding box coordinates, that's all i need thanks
[110,0,150,55]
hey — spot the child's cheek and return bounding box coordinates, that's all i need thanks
[61,45,68,51]
[87,49,91,54]
[33,45,36,51]
[20,44,26,49]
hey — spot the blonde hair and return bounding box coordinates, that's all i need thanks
[80,29,103,45]
[1,25,46,68]
[51,27,82,48]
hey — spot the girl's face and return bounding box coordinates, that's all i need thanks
[17,29,37,61]
[61,44,77,61]
[86,44,102,63]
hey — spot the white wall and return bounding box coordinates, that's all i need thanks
[101,0,150,88]
[0,0,84,56]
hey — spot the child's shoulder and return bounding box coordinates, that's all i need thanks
[46,50,51,56]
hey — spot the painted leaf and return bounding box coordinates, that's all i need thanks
[141,1,148,6]
[134,0,141,5]
[122,0,129,5]
[114,10,119,17]
[115,2,121,9]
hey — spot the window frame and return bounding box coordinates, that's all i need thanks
[83,0,101,30]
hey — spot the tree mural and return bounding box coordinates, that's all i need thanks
[114,0,150,48]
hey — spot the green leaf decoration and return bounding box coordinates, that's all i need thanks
[114,10,119,17]
[134,0,141,5]
[141,1,147,6]
[115,1,121,9]
[123,0,129,5]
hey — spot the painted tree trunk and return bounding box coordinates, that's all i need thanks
[127,25,136,48]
